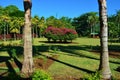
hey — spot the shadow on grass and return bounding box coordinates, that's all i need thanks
[0,42,120,79]
[39,40,79,44]
[5,60,16,73]
[0,46,22,79]
[40,53,95,74]
[33,44,120,64]
[108,45,120,52]
[0,56,11,62]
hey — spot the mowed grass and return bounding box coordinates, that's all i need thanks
[0,37,120,79]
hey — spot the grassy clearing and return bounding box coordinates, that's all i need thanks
[0,37,120,79]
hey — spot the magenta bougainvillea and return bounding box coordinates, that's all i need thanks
[43,26,78,42]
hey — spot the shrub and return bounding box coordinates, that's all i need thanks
[31,69,52,80]
[43,26,78,42]
[87,71,101,80]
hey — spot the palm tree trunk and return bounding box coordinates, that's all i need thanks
[36,26,38,38]
[21,0,33,77]
[3,26,6,41]
[98,0,111,79]
[14,33,16,40]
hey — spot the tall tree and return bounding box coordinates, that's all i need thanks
[59,16,73,29]
[32,15,39,38]
[98,0,111,79]
[72,12,99,36]
[10,17,21,40]
[0,6,5,16]
[87,12,99,37]
[116,10,120,37]
[46,16,57,27]
[21,0,33,77]
[0,15,10,41]
[38,16,46,37]
[4,5,19,16]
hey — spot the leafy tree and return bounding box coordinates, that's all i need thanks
[108,22,118,38]
[9,17,21,40]
[59,16,74,29]
[108,10,120,39]
[0,15,10,41]
[115,10,120,37]
[9,10,24,17]
[38,16,46,37]
[46,16,57,27]
[46,16,74,30]
[72,12,99,36]
[4,5,19,16]
[98,0,111,79]
[87,12,99,37]
[32,15,40,38]
[0,6,5,16]
[0,5,24,40]
[21,0,33,77]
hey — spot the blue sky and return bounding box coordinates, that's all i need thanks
[0,0,120,18]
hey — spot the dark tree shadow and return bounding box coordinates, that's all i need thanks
[115,66,120,72]
[40,53,95,74]
[7,47,22,70]
[0,56,11,62]
[33,44,120,65]
[0,45,23,79]
[0,41,120,79]
[5,61,16,73]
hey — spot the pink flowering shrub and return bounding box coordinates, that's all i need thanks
[43,26,78,42]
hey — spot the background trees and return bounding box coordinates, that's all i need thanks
[32,15,40,38]
[72,12,99,37]
[108,11,120,39]
[0,5,120,40]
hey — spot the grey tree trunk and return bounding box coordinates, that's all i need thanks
[98,0,112,79]
[21,0,33,77]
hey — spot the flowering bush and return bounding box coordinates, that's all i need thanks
[43,26,78,42]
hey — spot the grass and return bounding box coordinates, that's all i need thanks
[0,37,120,79]
[48,54,98,79]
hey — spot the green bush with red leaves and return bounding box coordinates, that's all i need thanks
[43,26,78,42]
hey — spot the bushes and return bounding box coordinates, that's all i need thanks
[31,69,52,80]
[43,26,78,42]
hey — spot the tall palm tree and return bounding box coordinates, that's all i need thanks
[21,0,33,77]
[87,12,98,37]
[98,0,111,79]
[0,15,10,41]
[38,16,46,37]
[10,17,20,40]
[32,15,39,38]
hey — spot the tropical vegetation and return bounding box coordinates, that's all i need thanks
[0,5,120,40]
[43,26,78,42]
[0,0,120,79]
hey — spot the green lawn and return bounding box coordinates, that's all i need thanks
[0,37,120,79]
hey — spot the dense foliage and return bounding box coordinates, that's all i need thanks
[43,26,78,42]
[72,12,99,37]
[108,10,120,38]
[0,5,120,40]
[32,70,52,80]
